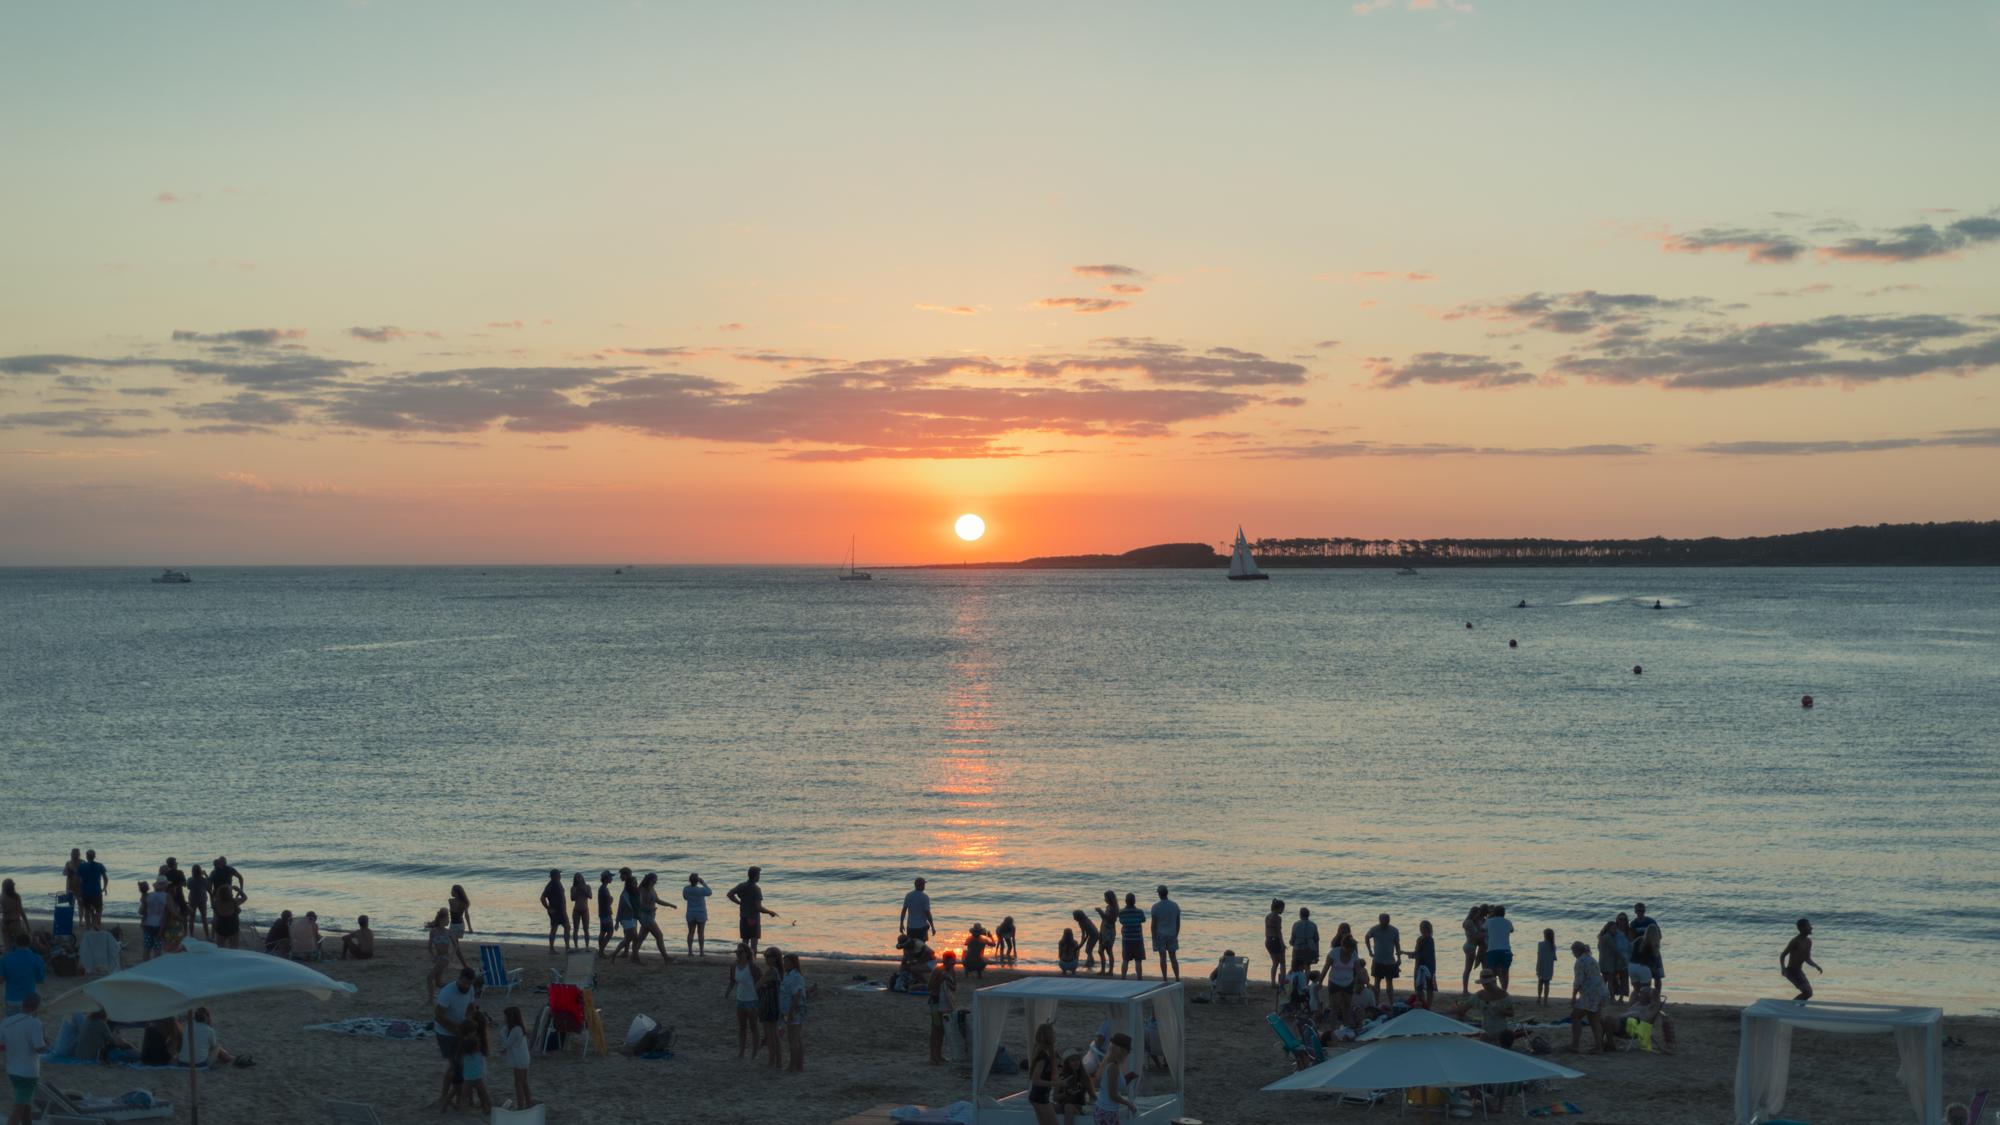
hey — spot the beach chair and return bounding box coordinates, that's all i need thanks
[546,983,592,1058]
[323,1099,387,1125]
[549,948,596,991]
[37,1084,174,1123]
[491,1104,549,1124]
[479,943,523,998]
[1266,1012,1324,1070]
[1208,956,1250,1004]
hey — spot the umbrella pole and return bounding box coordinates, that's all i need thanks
[187,1006,200,1125]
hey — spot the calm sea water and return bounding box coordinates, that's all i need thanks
[2,566,1995,1011]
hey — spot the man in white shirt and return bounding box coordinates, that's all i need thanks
[1483,905,1516,989]
[176,1008,236,1067]
[2,992,46,1125]
[1150,885,1182,981]
[139,882,168,962]
[432,969,477,1107]
[899,878,933,942]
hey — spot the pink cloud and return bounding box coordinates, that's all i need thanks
[1036,297,1133,315]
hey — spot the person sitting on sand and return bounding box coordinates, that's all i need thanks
[1057,929,1081,975]
[70,1008,132,1064]
[262,910,293,958]
[1618,985,1676,1053]
[139,1017,180,1066]
[927,951,958,1065]
[339,916,373,960]
[176,1007,236,1067]
[289,910,321,959]
[1054,1052,1093,1125]
[1780,918,1822,1001]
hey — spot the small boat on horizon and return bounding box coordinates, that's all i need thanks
[1396,566,1420,577]
[839,535,872,581]
[1226,527,1268,581]
[151,568,192,584]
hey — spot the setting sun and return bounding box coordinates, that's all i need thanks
[954,513,986,542]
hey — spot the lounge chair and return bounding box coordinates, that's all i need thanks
[550,948,596,991]
[1208,956,1250,1004]
[479,943,523,998]
[546,983,594,1057]
[323,1099,386,1125]
[1266,1012,1324,1070]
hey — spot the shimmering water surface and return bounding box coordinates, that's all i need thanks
[2,566,1995,1011]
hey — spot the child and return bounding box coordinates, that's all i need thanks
[500,1006,532,1110]
[995,916,1017,962]
[454,1005,492,1112]
[1054,1052,1092,1125]
[1536,928,1557,1006]
[1057,928,1080,975]
[1412,919,1437,1006]
[781,952,808,1072]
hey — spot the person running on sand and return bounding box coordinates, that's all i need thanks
[1365,913,1404,1007]
[1071,911,1102,975]
[1781,918,1823,1001]
[500,1005,533,1110]
[1568,941,1610,1054]
[927,951,959,1065]
[725,943,762,1057]
[596,871,616,957]
[682,873,712,957]
[638,873,678,962]
[1116,894,1147,980]
[538,870,569,953]
[727,868,778,956]
[1150,886,1181,981]
[339,916,374,960]
[1264,899,1287,989]
[568,873,590,948]
[900,878,934,943]
[447,886,473,967]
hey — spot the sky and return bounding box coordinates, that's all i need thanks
[3,1,1998,564]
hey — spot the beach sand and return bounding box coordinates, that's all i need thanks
[29,928,1997,1124]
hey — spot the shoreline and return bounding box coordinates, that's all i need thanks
[20,928,1998,1124]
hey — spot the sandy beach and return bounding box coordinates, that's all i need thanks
[23,926,1996,1124]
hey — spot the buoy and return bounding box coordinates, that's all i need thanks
[1632,664,1643,675]
[1465,622,1473,630]
[1509,639,1518,648]
[1801,695,1814,709]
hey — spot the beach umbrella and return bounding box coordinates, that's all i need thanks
[46,939,357,1124]
[1356,1008,1480,1041]
[1264,1034,1583,1116]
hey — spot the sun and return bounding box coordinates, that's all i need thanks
[954,513,986,542]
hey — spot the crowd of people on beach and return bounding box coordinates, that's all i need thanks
[0,845,1861,1121]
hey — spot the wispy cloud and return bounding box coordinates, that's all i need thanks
[1368,352,1534,389]
[172,328,306,347]
[1658,208,2000,264]
[1100,284,1145,295]
[1071,264,1142,278]
[1692,428,2000,455]
[915,303,986,316]
[0,408,169,439]
[1036,297,1133,315]
[1242,440,1646,458]
[348,325,438,343]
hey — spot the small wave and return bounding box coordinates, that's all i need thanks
[1558,595,1624,606]
[321,633,514,653]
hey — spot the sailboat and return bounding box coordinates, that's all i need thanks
[839,535,872,581]
[1226,527,1268,581]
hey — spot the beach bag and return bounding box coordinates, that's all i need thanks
[625,1014,657,1050]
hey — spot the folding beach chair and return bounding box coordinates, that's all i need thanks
[549,948,596,991]
[479,943,523,998]
[1267,1012,1324,1071]
[1207,955,1250,1004]
[546,983,592,1058]
[37,1084,174,1122]
[323,1099,387,1125]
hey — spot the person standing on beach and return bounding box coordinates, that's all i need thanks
[1366,913,1404,1007]
[1628,902,1663,986]
[1116,894,1147,979]
[1567,941,1610,1054]
[1780,918,1823,1001]
[638,873,678,962]
[211,880,244,949]
[682,873,712,957]
[1412,919,1438,1005]
[1150,886,1181,981]
[2,992,46,1125]
[211,856,244,900]
[1459,905,1486,994]
[756,947,784,1068]
[448,885,474,968]
[1289,907,1319,974]
[727,868,778,956]
[187,865,210,941]
[137,881,168,961]
[780,951,808,1071]
[725,943,762,1057]
[568,873,590,949]
[2,935,45,1018]
[1482,905,1515,989]
[62,849,81,900]
[75,850,107,931]
[596,871,616,957]
[927,951,958,1065]
[539,870,570,953]
[1264,899,1287,989]
[900,878,934,944]
[432,968,477,1110]
[611,871,641,961]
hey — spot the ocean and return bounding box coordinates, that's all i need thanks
[2,565,1995,1012]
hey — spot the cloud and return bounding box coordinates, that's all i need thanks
[117,386,177,397]
[155,191,185,204]
[1060,339,1309,387]
[1,352,365,388]
[185,423,277,436]
[486,320,524,330]
[347,326,438,343]
[612,346,707,359]
[1447,290,1705,335]
[1314,339,1341,350]
[1693,428,2000,455]
[1760,283,1835,298]
[1368,352,1534,389]
[1242,440,1649,458]
[717,322,749,332]
[1036,297,1133,315]
[1553,313,2000,390]
[1071,264,1142,278]
[174,393,298,427]
[1315,270,1439,284]
[1101,284,1146,295]
[172,328,306,347]
[915,303,986,316]
[0,408,168,439]
[1658,208,2000,264]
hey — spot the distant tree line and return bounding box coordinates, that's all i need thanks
[993,521,2000,569]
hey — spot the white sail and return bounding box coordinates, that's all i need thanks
[1228,527,1263,578]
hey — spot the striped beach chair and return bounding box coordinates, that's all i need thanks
[479,943,523,998]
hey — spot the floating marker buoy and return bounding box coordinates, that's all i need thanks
[1802,695,1814,709]
[1632,664,1643,675]
[1509,639,1518,648]
[1466,622,1473,629]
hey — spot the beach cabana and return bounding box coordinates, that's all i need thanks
[1735,999,1944,1124]
[47,939,357,1125]
[968,977,1185,1125]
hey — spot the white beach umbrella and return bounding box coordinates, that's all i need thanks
[1356,1008,1480,1041]
[1263,1034,1584,1092]
[45,939,357,1123]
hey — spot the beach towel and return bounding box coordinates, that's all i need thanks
[887,1101,974,1124]
[46,1055,206,1072]
[1524,1102,1583,1118]
[305,1017,437,1040]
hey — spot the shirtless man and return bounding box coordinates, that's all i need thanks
[339,915,374,960]
[1264,899,1288,989]
[1780,918,1822,1001]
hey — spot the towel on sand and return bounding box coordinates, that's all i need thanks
[305,1017,438,1040]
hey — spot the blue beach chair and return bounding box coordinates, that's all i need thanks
[1268,1013,1324,1070]
[479,943,523,998]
